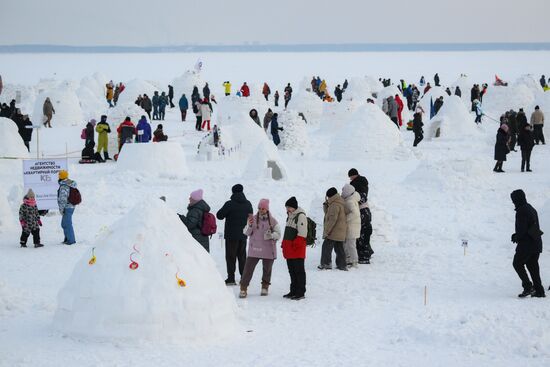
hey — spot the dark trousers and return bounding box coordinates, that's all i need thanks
[357,208,373,261]
[286,258,306,297]
[513,251,543,293]
[180,109,187,121]
[521,149,532,171]
[534,125,545,144]
[145,110,151,120]
[195,116,202,131]
[509,133,517,151]
[169,96,175,108]
[275,98,279,107]
[413,131,423,147]
[391,117,399,128]
[320,239,346,269]
[20,229,40,245]
[24,140,30,152]
[225,239,247,281]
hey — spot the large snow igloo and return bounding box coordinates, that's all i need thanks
[54,199,239,341]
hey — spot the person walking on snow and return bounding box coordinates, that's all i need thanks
[152,91,160,120]
[518,119,535,172]
[493,123,510,172]
[106,81,114,107]
[413,108,424,147]
[42,97,55,128]
[270,113,283,146]
[341,184,360,268]
[168,85,175,108]
[473,99,483,124]
[57,170,77,245]
[239,199,282,298]
[203,83,211,101]
[318,187,348,271]
[95,115,111,160]
[262,83,271,101]
[274,90,279,107]
[434,73,440,86]
[395,94,404,127]
[200,99,213,131]
[348,168,374,264]
[178,94,189,122]
[263,109,273,131]
[179,189,212,252]
[530,105,545,145]
[19,189,43,248]
[158,92,168,120]
[281,196,308,300]
[216,184,253,285]
[510,189,545,298]
[136,115,152,143]
[140,94,152,120]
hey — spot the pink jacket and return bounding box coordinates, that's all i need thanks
[244,213,281,259]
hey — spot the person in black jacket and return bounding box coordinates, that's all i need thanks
[348,168,373,264]
[434,73,440,86]
[493,124,509,172]
[518,121,535,172]
[412,110,424,147]
[511,190,545,298]
[216,184,253,285]
[270,113,283,146]
[168,85,175,108]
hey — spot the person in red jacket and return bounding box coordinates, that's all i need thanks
[281,196,308,300]
[240,82,250,97]
[395,94,404,127]
[116,116,137,151]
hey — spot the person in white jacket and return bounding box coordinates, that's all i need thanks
[200,99,213,131]
[341,184,361,268]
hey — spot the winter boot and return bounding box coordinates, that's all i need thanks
[283,292,294,299]
[518,288,536,298]
[317,264,332,270]
[225,278,237,286]
[239,285,247,298]
[261,282,269,296]
[104,152,112,161]
[20,243,27,248]
[34,243,44,248]
[532,291,546,298]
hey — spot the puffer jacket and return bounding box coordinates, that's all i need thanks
[216,192,253,240]
[341,185,361,240]
[179,199,211,250]
[323,194,347,242]
[19,198,41,232]
[281,207,308,259]
[244,213,281,259]
[57,179,77,212]
[136,118,152,143]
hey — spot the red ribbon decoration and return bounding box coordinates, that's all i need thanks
[129,245,140,270]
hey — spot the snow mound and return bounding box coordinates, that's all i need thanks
[289,90,324,124]
[482,75,544,117]
[172,71,205,98]
[0,186,17,234]
[417,86,448,116]
[343,76,381,102]
[0,117,29,158]
[426,96,479,140]
[116,79,159,106]
[278,110,310,152]
[242,143,289,181]
[32,82,85,127]
[54,199,239,341]
[117,142,188,178]
[329,103,402,159]
[375,86,412,122]
[107,103,147,127]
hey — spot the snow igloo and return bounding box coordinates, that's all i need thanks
[117,142,188,178]
[329,103,401,159]
[32,82,85,127]
[54,199,239,341]
[426,96,480,140]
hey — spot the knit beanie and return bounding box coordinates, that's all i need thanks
[25,188,35,199]
[258,198,270,210]
[189,189,203,203]
[348,168,359,177]
[326,187,338,198]
[232,184,243,194]
[341,184,355,199]
[58,170,68,180]
[285,196,298,209]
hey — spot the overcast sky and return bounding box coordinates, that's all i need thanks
[2,0,548,46]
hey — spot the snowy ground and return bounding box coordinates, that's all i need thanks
[1,52,550,366]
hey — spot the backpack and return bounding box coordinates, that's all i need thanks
[294,213,317,247]
[80,129,86,139]
[68,186,82,205]
[201,212,217,236]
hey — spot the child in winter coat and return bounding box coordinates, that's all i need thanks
[19,189,43,248]
[239,199,281,298]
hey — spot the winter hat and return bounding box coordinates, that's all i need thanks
[511,189,527,209]
[326,187,338,198]
[500,124,509,133]
[189,189,203,203]
[25,189,35,199]
[89,118,97,126]
[58,170,68,180]
[348,168,359,177]
[285,196,298,209]
[232,184,243,194]
[341,184,355,199]
[258,199,270,211]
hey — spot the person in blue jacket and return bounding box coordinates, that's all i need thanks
[136,115,152,143]
[179,94,189,122]
[270,113,283,146]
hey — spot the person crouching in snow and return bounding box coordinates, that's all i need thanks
[281,196,308,300]
[19,189,43,248]
[136,115,152,143]
[239,199,281,298]
[341,184,360,268]
[80,140,104,163]
[318,187,348,271]
[153,124,168,142]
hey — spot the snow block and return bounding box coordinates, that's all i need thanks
[117,142,188,178]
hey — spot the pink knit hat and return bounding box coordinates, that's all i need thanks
[189,189,203,203]
[258,198,270,210]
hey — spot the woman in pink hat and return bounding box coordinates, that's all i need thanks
[179,189,212,252]
[239,199,281,298]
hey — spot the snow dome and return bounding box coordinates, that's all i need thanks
[329,103,401,159]
[425,95,479,140]
[117,142,188,178]
[172,71,205,99]
[116,79,160,106]
[0,117,30,158]
[54,199,239,341]
[32,82,85,127]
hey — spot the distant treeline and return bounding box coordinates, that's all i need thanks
[1,43,550,53]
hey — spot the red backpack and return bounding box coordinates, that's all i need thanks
[80,129,86,139]
[201,212,217,236]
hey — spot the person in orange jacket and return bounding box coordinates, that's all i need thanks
[240,82,250,97]
[116,116,136,151]
[281,196,308,300]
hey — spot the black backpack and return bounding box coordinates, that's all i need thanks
[294,213,317,247]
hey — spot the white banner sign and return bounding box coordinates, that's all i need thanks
[23,159,68,210]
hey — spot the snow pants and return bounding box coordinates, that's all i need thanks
[513,250,543,293]
[20,228,40,246]
[356,207,373,262]
[97,135,108,154]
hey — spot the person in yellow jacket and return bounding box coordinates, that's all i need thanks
[319,80,327,94]
[223,81,231,96]
[95,115,112,160]
[106,81,114,107]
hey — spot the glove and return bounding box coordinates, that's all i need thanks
[511,233,517,243]
[38,219,43,227]
[264,230,273,240]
